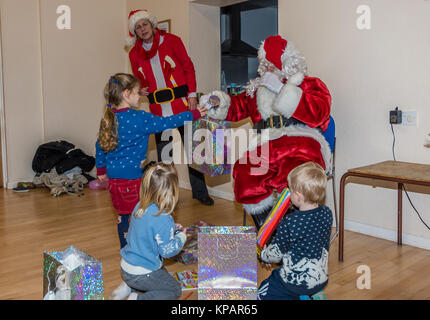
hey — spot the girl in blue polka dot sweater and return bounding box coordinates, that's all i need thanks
[95,73,206,248]
[258,162,333,300]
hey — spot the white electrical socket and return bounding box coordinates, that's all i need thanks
[401,110,417,126]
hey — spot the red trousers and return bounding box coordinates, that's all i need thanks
[108,178,142,215]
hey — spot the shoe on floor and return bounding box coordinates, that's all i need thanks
[17,182,36,189]
[194,195,214,206]
[13,185,30,193]
[109,281,131,300]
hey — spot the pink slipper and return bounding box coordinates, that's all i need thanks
[89,179,109,190]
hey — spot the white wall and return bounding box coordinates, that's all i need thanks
[39,0,128,154]
[279,0,430,247]
[0,0,128,187]
[0,0,45,186]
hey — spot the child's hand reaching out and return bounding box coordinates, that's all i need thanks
[175,223,195,240]
[98,174,108,181]
[175,223,185,233]
[197,106,208,117]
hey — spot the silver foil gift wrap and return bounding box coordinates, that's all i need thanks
[197,226,257,300]
[43,246,104,300]
[190,116,231,177]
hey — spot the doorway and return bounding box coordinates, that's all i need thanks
[221,0,278,93]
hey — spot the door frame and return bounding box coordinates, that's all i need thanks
[0,14,8,188]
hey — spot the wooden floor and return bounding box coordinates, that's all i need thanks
[0,187,429,300]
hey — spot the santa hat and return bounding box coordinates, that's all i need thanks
[257,35,307,79]
[126,9,158,46]
[258,35,288,71]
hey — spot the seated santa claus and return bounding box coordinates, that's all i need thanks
[200,35,332,228]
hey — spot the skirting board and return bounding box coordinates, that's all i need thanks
[344,219,430,251]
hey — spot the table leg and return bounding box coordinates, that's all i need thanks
[338,172,349,262]
[398,183,403,245]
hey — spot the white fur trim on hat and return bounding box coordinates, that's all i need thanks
[258,38,307,78]
[126,10,158,46]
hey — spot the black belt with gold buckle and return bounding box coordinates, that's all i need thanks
[254,115,304,130]
[147,84,189,105]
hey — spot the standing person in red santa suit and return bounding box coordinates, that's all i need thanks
[200,35,332,228]
[127,9,214,206]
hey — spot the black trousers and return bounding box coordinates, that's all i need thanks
[154,125,209,199]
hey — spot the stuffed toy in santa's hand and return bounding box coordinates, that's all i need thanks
[200,35,332,228]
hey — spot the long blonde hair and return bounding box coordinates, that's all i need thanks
[97,73,140,152]
[135,163,180,218]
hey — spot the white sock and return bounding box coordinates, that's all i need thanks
[109,281,131,300]
[128,292,138,300]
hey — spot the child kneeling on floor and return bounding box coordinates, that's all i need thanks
[110,162,187,300]
[258,162,333,300]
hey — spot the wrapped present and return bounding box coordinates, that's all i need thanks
[197,226,257,300]
[175,248,198,265]
[256,188,291,256]
[173,221,213,265]
[190,116,231,177]
[43,246,104,300]
[170,270,198,290]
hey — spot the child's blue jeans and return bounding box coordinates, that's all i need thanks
[121,266,182,300]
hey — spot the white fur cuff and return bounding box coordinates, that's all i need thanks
[272,83,303,119]
[205,90,231,120]
[242,194,275,215]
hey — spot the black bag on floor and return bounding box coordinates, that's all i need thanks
[32,141,75,173]
[55,149,95,174]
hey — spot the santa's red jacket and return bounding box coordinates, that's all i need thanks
[129,29,196,116]
[203,75,332,214]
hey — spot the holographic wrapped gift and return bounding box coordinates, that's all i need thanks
[197,226,257,300]
[190,116,231,177]
[173,221,214,265]
[43,246,104,300]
